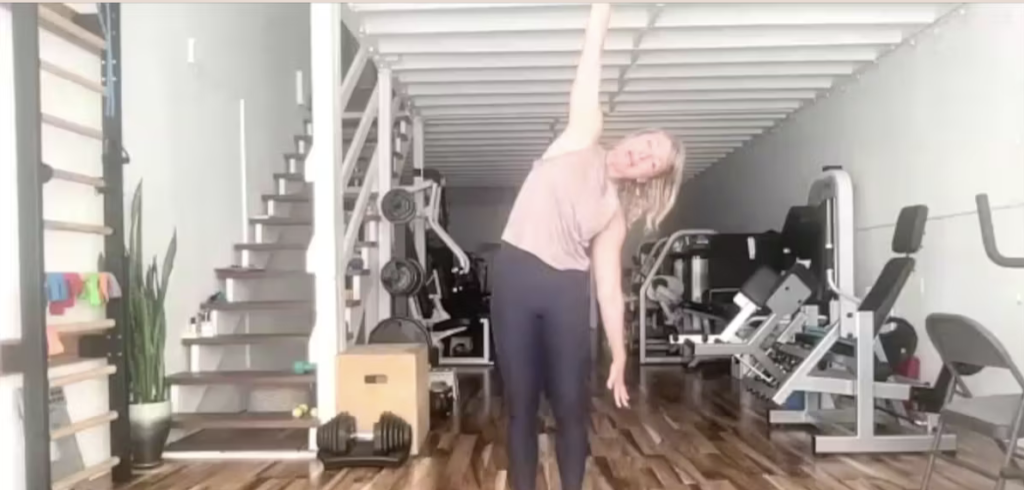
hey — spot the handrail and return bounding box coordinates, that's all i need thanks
[341,150,379,260]
[976,193,1024,268]
[338,87,379,187]
[340,96,402,267]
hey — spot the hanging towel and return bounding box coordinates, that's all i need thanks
[104,273,122,299]
[81,273,103,307]
[64,273,83,303]
[47,326,65,357]
[50,273,84,315]
[99,273,109,302]
[45,273,69,315]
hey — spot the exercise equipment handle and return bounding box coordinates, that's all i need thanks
[976,193,1024,268]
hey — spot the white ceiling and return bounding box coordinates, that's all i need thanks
[341,3,956,188]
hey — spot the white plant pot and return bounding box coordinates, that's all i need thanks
[128,401,172,469]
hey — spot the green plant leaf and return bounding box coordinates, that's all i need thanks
[123,181,173,404]
[156,230,177,312]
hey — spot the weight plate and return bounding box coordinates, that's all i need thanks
[368,317,431,345]
[380,188,417,224]
[381,258,425,296]
[880,316,918,369]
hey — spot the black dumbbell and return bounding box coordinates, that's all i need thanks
[316,411,413,456]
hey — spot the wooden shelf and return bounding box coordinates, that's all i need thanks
[42,113,103,140]
[50,319,116,335]
[44,220,113,236]
[40,60,104,94]
[50,362,116,389]
[52,456,119,490]
[37,4,105,55]
[51,411,118,440]
[47,165,106,189]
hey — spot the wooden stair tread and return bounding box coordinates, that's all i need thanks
[167,370,315,385]
[164,428,308,452]
[262,192,310,203]
[249,216,312,226]
[234,241,375,251]
[182,333,307,346]
[172,412,318,429]
[203,300,312,312]
[215,267,310,279]
[343,188,378,198]
[273,172,305,181]
[234,242,308,251]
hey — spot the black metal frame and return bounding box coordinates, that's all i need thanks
[79,3,132,481]
[8,4,131,486]
[12,4,52,489]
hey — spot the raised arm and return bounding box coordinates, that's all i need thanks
[543,3,610,159]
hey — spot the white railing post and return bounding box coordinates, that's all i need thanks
[375,69,394,324]
[412,116,426,265]
[238,99,249,248]
[308,2,343,435]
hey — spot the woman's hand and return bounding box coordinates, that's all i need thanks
[606,356,630,408]
[592,210,629,408]
[542,2,610,159]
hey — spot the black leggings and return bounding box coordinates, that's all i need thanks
[492,244,592,490]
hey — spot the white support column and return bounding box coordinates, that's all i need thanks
[376,68,394,322]
[412,116,426,265]
[308,2,343,433]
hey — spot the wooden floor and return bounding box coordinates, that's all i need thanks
[118,364,1022,490]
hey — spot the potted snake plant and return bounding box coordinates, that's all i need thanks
[125,181,177,469]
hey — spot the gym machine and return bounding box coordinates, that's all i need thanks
[674,206,826,367]
[637,229,717,364]
[675,264,818,369]
[744,168,956,454]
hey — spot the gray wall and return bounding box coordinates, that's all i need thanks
[669,4,1024,396]
[446,187,519,254]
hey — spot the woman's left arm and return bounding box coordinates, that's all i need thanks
[592,211,627,353]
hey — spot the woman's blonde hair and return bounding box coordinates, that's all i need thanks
[614,128,686,234]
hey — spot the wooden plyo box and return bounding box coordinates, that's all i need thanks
[335,343,430,456]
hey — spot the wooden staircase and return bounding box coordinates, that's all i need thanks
[163,105,382,457]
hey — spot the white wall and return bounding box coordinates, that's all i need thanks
[672,4,1024,395]
[120,4,311,412]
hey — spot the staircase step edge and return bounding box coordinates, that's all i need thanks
[171,412,318,429]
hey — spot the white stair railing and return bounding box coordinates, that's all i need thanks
[306,4,373,437]
[307,5,406,445]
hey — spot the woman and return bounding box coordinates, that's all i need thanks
[491,4,686,490]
